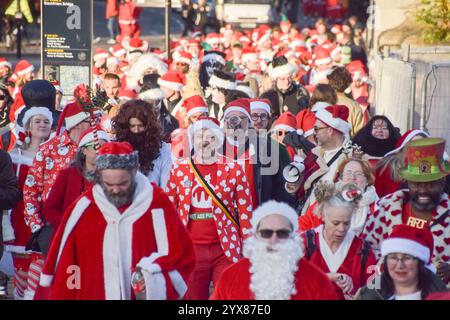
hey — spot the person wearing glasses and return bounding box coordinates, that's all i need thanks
[222,98,293,208]
[357,224,447,300]
[362,138,450,284]
[165,116,252,300]
[22,100,91,300]
[299,158,379,236]
[272,111,297,160]
[210,200,338,300]
[249,99,271,134]
[300,182,377,300]
[286,104,351,215]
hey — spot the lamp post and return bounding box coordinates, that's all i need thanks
[165,0,172,61]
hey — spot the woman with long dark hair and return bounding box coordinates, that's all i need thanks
[112,99,173,188]
[356,224,448,300]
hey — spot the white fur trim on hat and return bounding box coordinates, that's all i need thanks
[111,48,126,57]
[269,63,296,79]
[139,88,165,101]
[384,129,430,157]
[315,108,350,135]
[186,106,209,119]
[304,128,314,137]
[78,130,110,149]
[188,119,225,150]
[106,56,120,66]
[0,60,11,69]
[381,238,430,264]
[65,111,90,131]
[236,85,255,99]
[242,53,258,64]
[311,101,331,113]
[94,52,109,61]
[22,107,53,128]
[251,200,298,233]
[208,75,236,90]
[250,100,271,115]
[315,57,332,66]
[273,124,296,132]
[202,54,226,66]
[157,78,184,92]
[223,106,250,120]
[17,65,34,77]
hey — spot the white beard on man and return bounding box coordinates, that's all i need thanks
[244,235,304,300]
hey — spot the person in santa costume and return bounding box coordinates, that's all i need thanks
[363,138,450,284]
[260,56,309,120]
[0,57,12,87]
[158,70,186,127]
[210,200,338,300]
[374,129,429,198]
[272,111,297,159]
[221,98,293,208]
[249,98,271,134]
[22,100,91,299]
[207,69,237,124]
[117,0,142,42]
[165,116,252,299]
[299,157,379,236]
[309,47,333,86]
[3,106,52,299]
[357,224,447,300]
[286,104,352,214]
[38,141,195,300]
[112,99,173,189]
[300,182,377,300]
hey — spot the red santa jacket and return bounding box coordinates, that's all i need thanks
[106,0,118,19]
[165,157,253,264]
[210,257,339,300]
[363,189,450,267]
[39,172,195,300]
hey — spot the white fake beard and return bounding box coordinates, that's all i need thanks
[244,235,304,300]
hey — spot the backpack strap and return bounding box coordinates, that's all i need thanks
[305,229,316,259]
[360,240,371,270]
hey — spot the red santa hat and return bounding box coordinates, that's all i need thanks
[206,33,221,46]
[187,39,201,48]
[310,101,331,113]
[0,58,11,69]
[188,116,224,149]
[118,89,137,101]
[127,38,149,52]
[313,47,332,66]
[381,224,434,269]
[257,33,271,48]
[346,60,368,82]
[384,129,430,157]
[224,98,251,120]
[315,104,351,135]
[157,71,185,91]
[251,200,298,233]
[290,37,307,50]
[14,60,34,77]
[183,95,209,118]
[78,126,110,149]
[174,51,193,65]
[273,112,297,132]
[94,49,109,62]
[296,109,316,138]
[109,44,127,58]
[56,100,90,134]
[96,141,139,170]
[241,47,258,64]
[331,24,343,35]
[249,99,271,116]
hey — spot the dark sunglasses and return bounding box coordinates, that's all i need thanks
[258,229,292,239]
[277,130,287,137]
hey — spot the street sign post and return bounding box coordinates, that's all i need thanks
[41,0,92,98]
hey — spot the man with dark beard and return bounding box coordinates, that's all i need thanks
[210,200,338,300]
[39,141,195,300]
[363,138,450,284]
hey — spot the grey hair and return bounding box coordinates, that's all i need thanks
[322,196,356,222]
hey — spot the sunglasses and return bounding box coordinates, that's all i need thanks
[277,130,287,137]
[258,229,292,239]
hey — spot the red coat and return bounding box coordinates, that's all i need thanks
[166,157,253,264]
[39,173,195,300]
[106,0,118,18]
[42,166,93,229]
[210,257,339,300]
[302,227,377,299]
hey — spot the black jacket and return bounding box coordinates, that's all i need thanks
[0,150,20,210]
[356,269,448,300]
[260,82,310,119]
[222,134,294,207]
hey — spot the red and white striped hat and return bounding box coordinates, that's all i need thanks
[94,48,109,62]
[183,95,208,118]
[0,58,11,69]
[273,112,297,132]
[78,126,110,149]
[157,70,186,91]
[249,99,271,115]
[14,60,34,77]
[109,44,127,58]
[224,98,251,119]
[315,104,351,135]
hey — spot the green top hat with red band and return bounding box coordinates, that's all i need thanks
[399,137,450,182]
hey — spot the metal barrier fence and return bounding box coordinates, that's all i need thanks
[374,47,450,152]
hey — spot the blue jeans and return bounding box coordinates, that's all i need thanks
[107,17,118,39]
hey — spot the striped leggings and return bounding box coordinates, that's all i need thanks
[12,254,44,300]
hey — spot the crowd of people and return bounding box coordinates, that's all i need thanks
[0,1,449,301]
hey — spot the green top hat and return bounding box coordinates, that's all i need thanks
[399,137,450,182]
